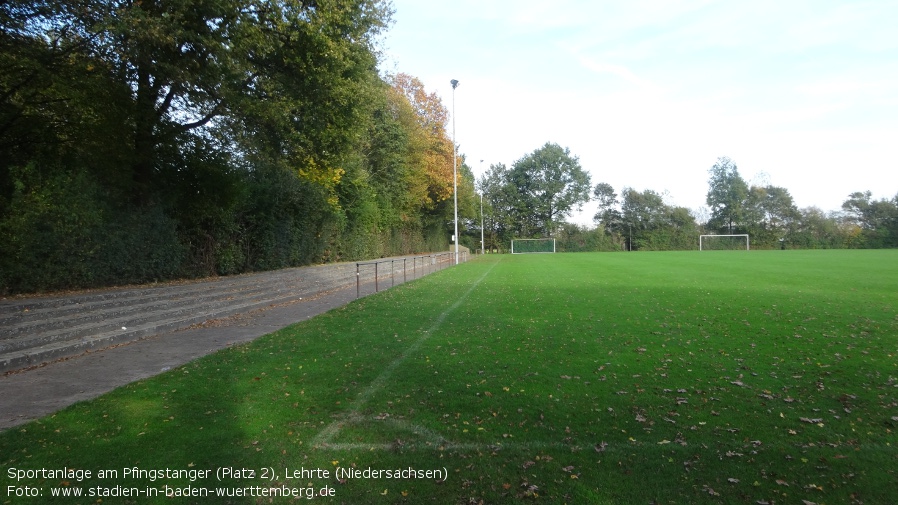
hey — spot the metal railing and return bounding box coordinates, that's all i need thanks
[355,251,468,298]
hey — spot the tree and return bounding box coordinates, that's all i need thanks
[593,182,618,209]
[706,156,749,233]
[478,162,517,250]
[621,187,667,232]
[387,73,455,210]
[744,185,800,247]
[506,142,591,236]
[619,188,694,250]
[842,191,898,248]
[592,182,622,231]
[17,0,391,205]
[792,206,850,249]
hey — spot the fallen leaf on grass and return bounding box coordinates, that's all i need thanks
[594,442,608,452]
[727,478,739,484]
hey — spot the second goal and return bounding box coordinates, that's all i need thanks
[511,238,556,254]
[699,234,750,251]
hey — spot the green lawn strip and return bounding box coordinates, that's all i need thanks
[2,251,896,504]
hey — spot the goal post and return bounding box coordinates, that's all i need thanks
[511,238,556,254]
[699,234,750,251]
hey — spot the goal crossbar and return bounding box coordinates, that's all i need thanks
[699,234,750,251]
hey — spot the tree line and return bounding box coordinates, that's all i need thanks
[1,0,480,294]
[476,155,898,252]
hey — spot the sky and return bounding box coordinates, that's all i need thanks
[378,0,898,225]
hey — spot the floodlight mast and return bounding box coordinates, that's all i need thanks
[451,79,459,265]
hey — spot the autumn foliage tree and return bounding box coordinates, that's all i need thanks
[388,73,456,210]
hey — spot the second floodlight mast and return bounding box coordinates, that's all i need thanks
[451,79,459,264]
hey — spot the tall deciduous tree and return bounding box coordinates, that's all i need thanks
[619,188,697,250]
[478,162,515,249]
[744,184,800,245]
[706,156,748,233]
[592,182,622,232]
[388,73,455,209]
[507,142,591,236]
[18,0,391,205]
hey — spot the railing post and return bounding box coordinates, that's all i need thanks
[356,263,360,298]
[391,259,395,287]
[403,258,407,283]
[375,262,379,293]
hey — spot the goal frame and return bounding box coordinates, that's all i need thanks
[699,234,750,251]
[510,238,556,254]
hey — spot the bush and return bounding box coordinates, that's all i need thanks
[0,164,186,294]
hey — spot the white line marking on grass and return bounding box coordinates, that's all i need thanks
[312,261,499,449]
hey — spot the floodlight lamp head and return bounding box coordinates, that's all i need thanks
[451,79,459,89]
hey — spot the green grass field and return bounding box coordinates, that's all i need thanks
[2,250,897,504]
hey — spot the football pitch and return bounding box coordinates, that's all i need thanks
[2,250,896,504]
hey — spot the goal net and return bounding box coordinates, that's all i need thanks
[699,234,750,251]
[511,238,556,254]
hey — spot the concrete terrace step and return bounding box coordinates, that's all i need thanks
[0,267,344,339]
[0,281,324,355]
[0,285,317,371]
[0,264,348,320]
[0,253,458,373]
